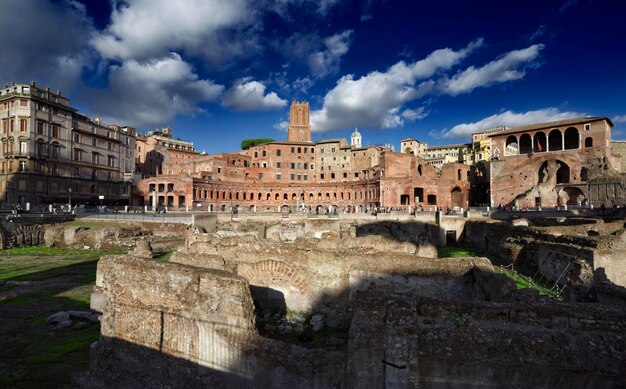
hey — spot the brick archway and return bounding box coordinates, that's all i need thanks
[239,260,310,311]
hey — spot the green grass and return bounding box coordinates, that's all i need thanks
[437,246,483,258]
[153,249,175,262]
[496,268,561,300]
[0,248,112,386]
[26,326,100,364]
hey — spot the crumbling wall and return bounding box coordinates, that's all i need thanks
[174,232,489,323]
[83,255,346,388]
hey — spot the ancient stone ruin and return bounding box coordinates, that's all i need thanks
[78,215,626,388]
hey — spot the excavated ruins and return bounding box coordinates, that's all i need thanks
[75,214,626,388]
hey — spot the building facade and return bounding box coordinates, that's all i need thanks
[0,82,134,207]
[489,117,624,208]
[133,101,470,211]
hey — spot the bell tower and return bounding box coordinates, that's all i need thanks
[287,101,311,142]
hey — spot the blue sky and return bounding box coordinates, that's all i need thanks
[2,0,625,154]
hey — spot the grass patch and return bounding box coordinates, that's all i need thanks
[437,246,483,258]
[0,248,109,386]
[495,267,562,300]
[153,249,175,262]
[26,326,100,364]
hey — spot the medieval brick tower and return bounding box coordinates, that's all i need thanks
[287,100,311,142]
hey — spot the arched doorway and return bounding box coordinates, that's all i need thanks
[585,137,593,148]
[451,187,463,208]
[559,187,586,206]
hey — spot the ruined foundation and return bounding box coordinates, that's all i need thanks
[80,216,626,388]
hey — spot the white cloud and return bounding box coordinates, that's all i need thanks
[88,53,223,127]
[0,0,93,91]
[308,30,353,77]
[274,120,289,131]
[402,107,428,121]
[310,39,483,132]
[90,0,257,66]
[277,30,355,78]
[612,115,626,123]
[438,108,587,138]
[221,78,288,111]
[441,44,544,95]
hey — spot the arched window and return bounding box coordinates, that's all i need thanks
[564,127,579,149]
[584,137,593,148]
[580,167,589,182]
[556,161,570,184]
[417,164,423,176]
[505,136,519,156]
[534,132,547,153]
[548,129,562,151]
[519,133,533,154]
[457,169,462,180]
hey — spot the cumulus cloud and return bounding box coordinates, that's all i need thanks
[90,0,257,66]
[308,30,354,77]
[310,39,483,132]
[612,115,626,123]
[0,0,93,91]
[87,53,223,127]
[221,78,288,111]
[441,44,544,95]
[437,108,587,138]
[274,120,289,131]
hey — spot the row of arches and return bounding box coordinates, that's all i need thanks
[193,188,379,203]
[505,127,592,156]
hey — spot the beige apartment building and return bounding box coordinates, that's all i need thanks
[0,81,135,208]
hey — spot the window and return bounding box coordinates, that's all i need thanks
[259,173,264,180]
[304,148,307,153]
[276,173,281,180]
[73,149,81,161]
[91,169,96,179]
[19,141,27,154]
[19,160,27,172]
[290,174,295,180]
[52,125,60,138]
[320,173,325,179]
[92,138,97,147]
[304,175,308,181]
[297,147,301,153]
[291,162,295,169]
[262,150,266,157]
[297,163,301,169]
[108,142,112,151]
[73,167,80,177]
[276,149,281,156]
[291,147,295,153]
[331,173,336,179]
[276,162,281,168]
[584,123,591,131]
[343,172,347,178]
[254,151,258,158]
[92,153,99,164]
[310,163,314,170]
[36,121,44,135]
[73,133,80,143]
[108,156,114,167]
[19,118,27,132]
[304,163,308,169]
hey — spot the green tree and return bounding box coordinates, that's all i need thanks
[458,147,464,163]
[241,138,275,150]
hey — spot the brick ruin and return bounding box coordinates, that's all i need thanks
[78,215,626,388]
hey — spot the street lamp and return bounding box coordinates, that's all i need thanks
[68,187,72,212]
